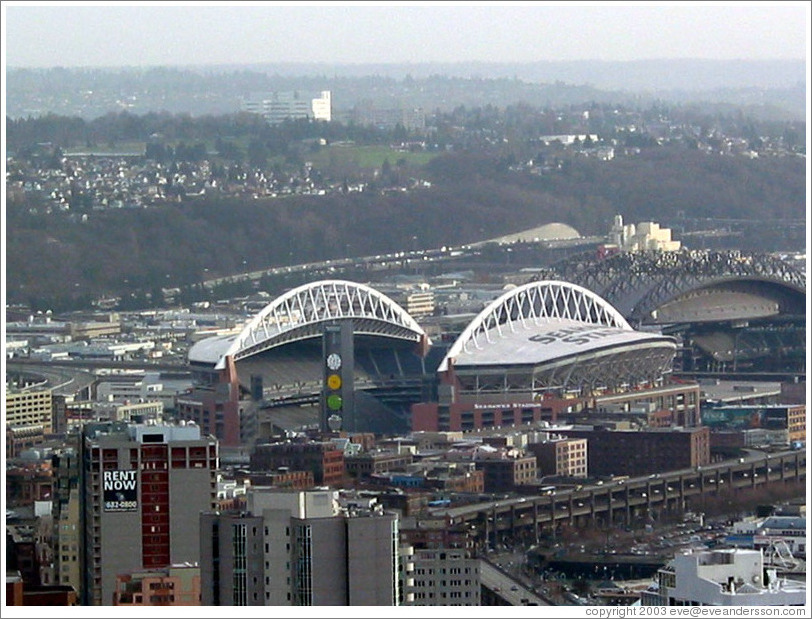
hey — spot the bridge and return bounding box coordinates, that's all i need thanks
[430,450,805,548]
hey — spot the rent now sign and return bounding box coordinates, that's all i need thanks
[103,470,138,512]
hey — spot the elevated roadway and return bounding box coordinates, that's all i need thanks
[431,450,805,547]
[6,361,96,398]
[479,558,549,606]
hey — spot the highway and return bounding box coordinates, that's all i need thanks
[199,245,465,290]
[479,557,550,606]
[6,361,97,397]
[430,449,806,544]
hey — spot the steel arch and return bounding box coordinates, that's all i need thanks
[630,251,806,324]
[215,280,429,369]
[438,280,630,372]
[543,249,806,322]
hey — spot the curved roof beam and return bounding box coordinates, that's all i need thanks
[216,279,428,369]
[439,280,630,372]
[631,253,806,323]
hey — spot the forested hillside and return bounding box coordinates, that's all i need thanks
[6,147,805,311]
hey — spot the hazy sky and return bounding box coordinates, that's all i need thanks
[2,2,809,68]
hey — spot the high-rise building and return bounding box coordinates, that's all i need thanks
[79,421,218,605]
[242,90,331,124]
[52,445,83,597]
[200,488,400,606]
[403,548,481,606]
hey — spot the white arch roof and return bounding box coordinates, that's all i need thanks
[438,280,634,372]
[479,222,582,246]
[190,280,429,370]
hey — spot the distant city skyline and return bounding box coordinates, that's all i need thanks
[2,2,809,69]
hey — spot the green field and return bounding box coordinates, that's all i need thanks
[64,141,146,156]
[63,140,440,171]
[308,144,440,170]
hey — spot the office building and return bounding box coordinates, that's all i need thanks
[529,436,588,478]
[556,426,710,477]
[473,452,538,493]
[242,90,331,124]
[6,387,53,430]
[200,488,400,606]
[404,548,481,606]
[250,440,345,486]
[6,388,53,455]
[79,421,218,605]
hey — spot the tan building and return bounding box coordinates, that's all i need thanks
[529,436,588,478]
[113,564,201,605]
[6,388,53,433]
[762,405,806,445]
[474,453,537,493]
[70,319,122,340]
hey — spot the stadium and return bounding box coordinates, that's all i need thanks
[537,249,806,374]
[182,248,805,443]
[185,280,445,440]
[185,278,681,440]
[412,280,683,432]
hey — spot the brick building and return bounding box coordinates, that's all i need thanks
[250,440,345,486]
[555,426,710,477]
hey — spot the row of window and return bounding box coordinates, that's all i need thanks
[413,567,476,576]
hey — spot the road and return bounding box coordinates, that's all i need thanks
[480,557,550,606]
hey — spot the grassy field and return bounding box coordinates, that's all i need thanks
[64,141,146,156]
[308,144,440,170]
[63,140,440,171]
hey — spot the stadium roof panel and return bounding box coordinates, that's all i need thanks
[452,318,675,368]
[188,334,235,365]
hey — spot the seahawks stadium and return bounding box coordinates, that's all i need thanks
[185,280,444,439]
[183,249,805,442]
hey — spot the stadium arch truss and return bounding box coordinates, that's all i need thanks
[215,280,429,369]
[439,280,676,395]
[542,250,806,325]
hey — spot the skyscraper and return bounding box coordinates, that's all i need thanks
[200,488,400,606]
[79,421,218,605]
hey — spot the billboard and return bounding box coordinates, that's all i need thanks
[103,469,138,512]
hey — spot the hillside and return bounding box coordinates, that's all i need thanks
[5,148,805,311]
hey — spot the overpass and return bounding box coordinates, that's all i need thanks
[479,558,550,606]
[430,450,805,548]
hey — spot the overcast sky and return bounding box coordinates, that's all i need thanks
[2,2,809,68]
